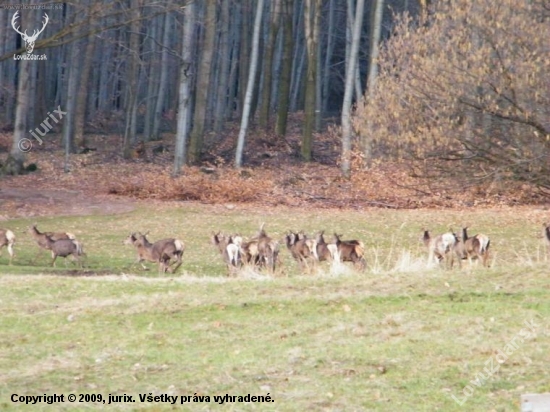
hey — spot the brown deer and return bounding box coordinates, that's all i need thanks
[314,231,338,262]
[285,231,316,272]
[257,224,280,273]
[0,228,16,265]
[333,233,366,270]
[42,234,84,267]
[543,223,550,260]
[211,232,241,274]
[422,229,457,269]
[124,232,184,274]
[456,227,491,267]
[28,224,77,263]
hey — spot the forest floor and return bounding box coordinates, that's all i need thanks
[0,114,547,218]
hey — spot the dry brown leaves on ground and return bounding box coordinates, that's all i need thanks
[0,128,546,210]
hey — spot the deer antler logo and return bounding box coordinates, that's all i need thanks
[11,11,49,54]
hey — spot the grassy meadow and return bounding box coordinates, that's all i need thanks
[0,203,549,411]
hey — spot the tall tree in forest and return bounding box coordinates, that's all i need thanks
[174,1,196,175]
[321,0,335,114]
[302,0,321,161]
[213,0,231,134]
[62,8,85,164]
[235,0,264,167]
[62,38,81,170]
[346,0,362,101]
[275,0,294,136]
[259,0,281,129]
[143,14,160,140]
[367,0,384,91]
[152,11,171,141]
[363,0,384,164]
[238,0,251,115]
[289,0,305,112]
[3,58,31,175]
[341,0,365,177]
[74,1,98,149]
[122,0,141,159]
[188,1,216,164]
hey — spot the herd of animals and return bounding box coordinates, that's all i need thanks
[1,223,550,274]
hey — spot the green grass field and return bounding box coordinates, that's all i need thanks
[1,203,549,411]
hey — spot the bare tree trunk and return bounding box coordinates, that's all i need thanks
[235,0,265,168]
[289,0,304,112]
[259,0,281,129]
[238,0,251,116]
[346,0,362,102]
[367,0,384,91]
[75,15,97,149]
[314,10,323,132]
[214,0,231,134]
[227,7,241,120]
[248,8,264,121]
[270,29,283,111]
[122,0,141,159]
[302,0,320,161]
[174,1,196,175]
[144,15,159,141]
[290,43,306,111]
[275,0,294,136]
[322,0,335,113]
[98,33,112,114]
[152,12,171,141]
[63,40,81,170]
[341,0,365,177]
[188,1,216,164]
[363,0,384,164]
[4,57,30,175]
[0,8,5,125]
[28,56,37,133]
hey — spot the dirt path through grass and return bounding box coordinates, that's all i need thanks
[0,187,134,219]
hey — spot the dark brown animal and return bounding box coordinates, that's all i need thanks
[42,234,84,267]
[544,223,550,259]
[256,224,279,273]
[28,224,77,263]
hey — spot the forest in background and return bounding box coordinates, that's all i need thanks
[1,0,414,171]
[0,0,548,205]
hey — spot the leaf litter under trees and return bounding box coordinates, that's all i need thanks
[0,114,546,213]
